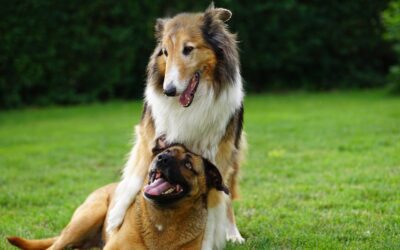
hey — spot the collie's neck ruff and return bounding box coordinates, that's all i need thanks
[145,72,243,161]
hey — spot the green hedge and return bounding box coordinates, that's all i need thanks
[0,1,394,108]
[382,0,400,93]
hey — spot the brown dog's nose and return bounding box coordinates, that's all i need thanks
[157,153,173,167]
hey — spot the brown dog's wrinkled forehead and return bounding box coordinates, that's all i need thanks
[152,139,204,170]
[152,136,195,157]
[158,143,200,160]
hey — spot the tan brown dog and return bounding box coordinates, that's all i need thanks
[7,144,229,250]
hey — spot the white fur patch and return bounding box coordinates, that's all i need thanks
[146,69,243,161]
[155,224,164,231]
[202,193,229,250]
[163,64,179,91]
[164,64,185,92]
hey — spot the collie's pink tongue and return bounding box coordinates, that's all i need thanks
[179,73,200,107]
[144,178,173,196]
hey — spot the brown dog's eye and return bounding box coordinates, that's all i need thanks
[184,161,193,170]
[163,49,168,57]
[182,46,194,56]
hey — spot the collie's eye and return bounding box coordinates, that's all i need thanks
[163,49,168,57]
[182,46,194,56]
[184,161,193,170]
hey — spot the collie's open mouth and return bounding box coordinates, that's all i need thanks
[179,72,200,108]
[144,170,183,198]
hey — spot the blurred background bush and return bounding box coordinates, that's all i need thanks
[382,0,400,93]
[0,0,398,108]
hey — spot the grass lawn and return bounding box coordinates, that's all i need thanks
[0,90,399,249]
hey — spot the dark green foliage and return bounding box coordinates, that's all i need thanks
[229,1,394,91]
[382,1,400,93]
[0,1,394,108]
[0,1,164,108]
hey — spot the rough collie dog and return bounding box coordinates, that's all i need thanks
[107,4,245,249]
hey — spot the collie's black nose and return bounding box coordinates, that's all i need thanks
[163,84,177,96]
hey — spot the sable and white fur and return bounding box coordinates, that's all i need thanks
[108,4,246,249]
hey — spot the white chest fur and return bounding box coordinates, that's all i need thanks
[145,79,243,162]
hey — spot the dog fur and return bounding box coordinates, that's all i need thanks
[107,4,245,248]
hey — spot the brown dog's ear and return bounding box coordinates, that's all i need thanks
[204,159,229,195]
[152,135,168,155]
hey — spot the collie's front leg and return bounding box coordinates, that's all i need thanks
[202,191,229,250]
[226,199,245,243]
[225,158,245,244]
[106,174,144,234]
[106,132,153,234]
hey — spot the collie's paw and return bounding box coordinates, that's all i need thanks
[227,234,245,244]
[226,225,245,244]
[106,205,125,233]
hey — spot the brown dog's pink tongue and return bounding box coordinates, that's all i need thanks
[144,178,173,196]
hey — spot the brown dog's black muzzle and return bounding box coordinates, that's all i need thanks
[145,151,190,206]
[154,152,182,183]
[157,152,175,167]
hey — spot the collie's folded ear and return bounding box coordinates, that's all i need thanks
[204,159,230,195]
[206,2,232,22]
[155,18,169,41]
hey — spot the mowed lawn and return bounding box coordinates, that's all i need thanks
[0,91,399,249]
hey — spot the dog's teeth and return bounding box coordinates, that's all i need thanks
[162,188,175,195]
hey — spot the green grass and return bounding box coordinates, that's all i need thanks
[1,91,399,249]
